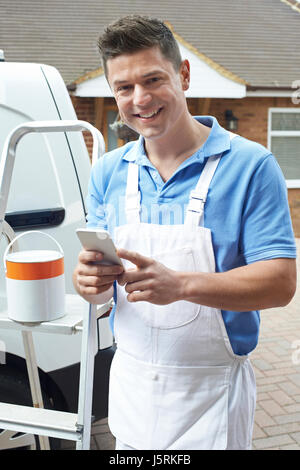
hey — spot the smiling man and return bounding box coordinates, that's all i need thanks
[73,15,297,450]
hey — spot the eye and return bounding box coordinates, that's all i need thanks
[116,85,132,93]
[147,77,160,85]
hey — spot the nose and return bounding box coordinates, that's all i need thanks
[132,85,152,107]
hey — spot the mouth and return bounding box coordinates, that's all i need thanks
[133,107,163,120]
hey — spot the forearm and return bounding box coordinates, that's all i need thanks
[177,258,296,311]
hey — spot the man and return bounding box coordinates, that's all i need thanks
[73,15,297,450]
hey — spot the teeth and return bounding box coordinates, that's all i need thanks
[139,109,160,118]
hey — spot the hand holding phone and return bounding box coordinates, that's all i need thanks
[75,228,124,298]
[76,228,123,266]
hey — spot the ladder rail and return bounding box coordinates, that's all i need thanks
[0,402,81,441]
[22,331,50,450]
[0,300,111,449]
[0,120,107,450]
[76,303,97,450]
[0,119,105,232]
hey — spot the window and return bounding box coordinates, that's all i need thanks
[268,108,300,188]
[105,107,139,151]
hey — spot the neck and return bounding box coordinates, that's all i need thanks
[144,115,211,165]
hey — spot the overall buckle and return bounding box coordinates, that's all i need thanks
[187,190,206,213]
[125,192,141,211]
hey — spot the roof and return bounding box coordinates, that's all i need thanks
[73,24,248,98]
[0,0,300,89]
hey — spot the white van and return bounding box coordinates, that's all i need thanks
[0,52,114,449]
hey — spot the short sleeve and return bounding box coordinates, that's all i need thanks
[240,154,296,263]
[85,158,108,230]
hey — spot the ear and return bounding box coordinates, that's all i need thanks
[179,60,190,91]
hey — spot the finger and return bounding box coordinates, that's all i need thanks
[78,250,104,264]
[79,283,114,296]
[124,279,152,293]
[78,263,123,277]
[127,290,152,303]
[117,269,150,286]
[96,264,124,275]
[77,274,117,288]
[116,248,152,268]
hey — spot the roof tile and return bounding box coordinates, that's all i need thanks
[0,0,299,87]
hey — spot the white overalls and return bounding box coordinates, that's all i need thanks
[108,133,256,450]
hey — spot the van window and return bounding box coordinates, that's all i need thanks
[0,105,63,214]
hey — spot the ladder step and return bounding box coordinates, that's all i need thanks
[0,402,81,441]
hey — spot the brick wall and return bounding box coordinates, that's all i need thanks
[288,189,300,237]
[71,95,300,237]
[71,96,96,158]
[208,96,296,147]
[207,96,300,236]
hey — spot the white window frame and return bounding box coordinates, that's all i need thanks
[268,108,300,188]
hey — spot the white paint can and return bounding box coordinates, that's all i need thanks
[4,231,65,324]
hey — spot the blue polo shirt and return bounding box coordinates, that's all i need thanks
[86,116,296,355]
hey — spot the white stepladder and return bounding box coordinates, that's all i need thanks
[0,120,110,450]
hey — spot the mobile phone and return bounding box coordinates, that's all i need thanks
[76,228,123,267]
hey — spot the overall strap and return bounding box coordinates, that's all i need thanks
[185,132,237,228]
[125,132,237,226]
[125,162,141,224]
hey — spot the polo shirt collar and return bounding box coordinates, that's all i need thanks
[123,116,231,165]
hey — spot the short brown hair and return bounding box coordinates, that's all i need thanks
[98,15,182,77]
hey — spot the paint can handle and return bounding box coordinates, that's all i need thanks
[3,230,64,272]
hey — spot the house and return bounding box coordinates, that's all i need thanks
[1,0,300,234]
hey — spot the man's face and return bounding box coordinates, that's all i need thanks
[106,46,189,142]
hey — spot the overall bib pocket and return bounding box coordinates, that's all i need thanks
[138,247,200,329]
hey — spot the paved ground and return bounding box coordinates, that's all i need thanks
[250,238,300,450]
[66,239,300,451]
